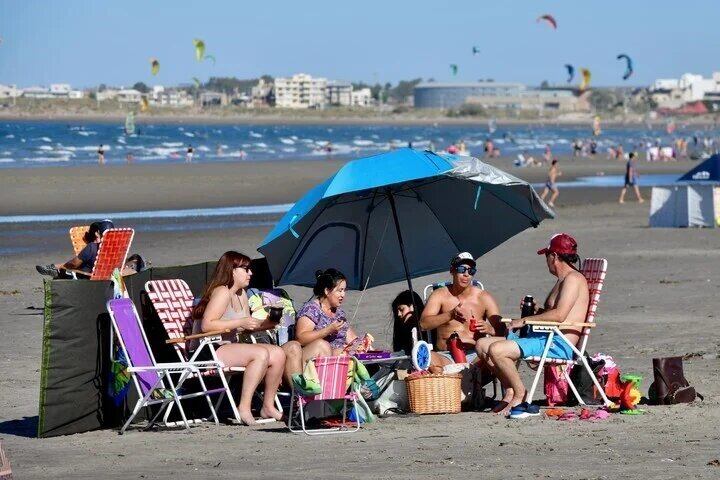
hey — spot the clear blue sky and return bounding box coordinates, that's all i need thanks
[1,0,719,88]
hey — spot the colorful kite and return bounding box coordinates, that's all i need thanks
[150,58,160,76]
[204,54,216,65]
[617,54,634,80]
[537,14,557,30]
[193,39,206,62]
[564,64,575,83]
[193,77,201,89]
[472,46,480,56]
[580,68,591,91]
[140,96,149,112]
[450,64,458,76]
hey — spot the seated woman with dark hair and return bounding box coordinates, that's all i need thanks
[295,268,369,360]
[36,219,114,278]
[391,290,450,373]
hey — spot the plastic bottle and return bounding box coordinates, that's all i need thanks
[447,331,467,363]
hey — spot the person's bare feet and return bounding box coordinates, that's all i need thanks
[238,408,257,426]
[501,391,527,416]
[493,388,514,415]
[638,199,645,203]
[260,405,284,421]
[548,202,555,207]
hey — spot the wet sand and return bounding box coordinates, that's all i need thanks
[1,156,719,479]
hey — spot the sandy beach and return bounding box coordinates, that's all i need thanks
[1,155,719,479]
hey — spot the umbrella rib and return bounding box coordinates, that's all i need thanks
[359,190,381,288]
[480,184,540,225]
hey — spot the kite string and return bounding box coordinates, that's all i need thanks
[350,210,391,324]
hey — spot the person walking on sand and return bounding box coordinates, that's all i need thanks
[186,144,194,163]
[543,144,552,165]
[540,159,561,208]
[97,144,105,165]
[619,152,644,204]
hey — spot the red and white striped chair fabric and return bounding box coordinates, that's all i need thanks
[145,279,196,360]
[524,258,611,406]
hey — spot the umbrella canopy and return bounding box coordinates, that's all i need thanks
[677,154,720,183]
[258,148,553,290]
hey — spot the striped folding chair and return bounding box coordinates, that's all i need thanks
[66,228,134,280]
[288,356,360,435]
[522,258,612,407]
[69,225,90,256]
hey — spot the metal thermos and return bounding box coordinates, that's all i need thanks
[519,295,534,338]
[447,331,467,363]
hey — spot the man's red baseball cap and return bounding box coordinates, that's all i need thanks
[537,233,578,255]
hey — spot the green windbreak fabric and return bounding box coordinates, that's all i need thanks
[36,261,220,438]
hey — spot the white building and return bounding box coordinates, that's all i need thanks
[274,73,327,109]
[22,86,53,99]
[0,84,21,98]
[117,89,142,103]
[327,81,352,106]
[97,89,120,101]
[351,88,373,107]
[149,86,193,107]
[49,84,71,96]
[251,78,274,107]
[650,72,720,107]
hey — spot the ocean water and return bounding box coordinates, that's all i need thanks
[1,120,717,168]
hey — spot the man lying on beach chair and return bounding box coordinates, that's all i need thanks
[36,220,115,279]
[420,252,506,379]
[481,233,595,419]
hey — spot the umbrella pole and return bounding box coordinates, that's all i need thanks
[387,192,421,320]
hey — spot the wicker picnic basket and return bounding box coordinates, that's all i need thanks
[405,373,463,414]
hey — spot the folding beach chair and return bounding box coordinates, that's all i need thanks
[522,258,612,407]
[107,297,231,434]
[67,228,134,280]
[145,279,282,425]
[69,225,90,256]
[288,356,360,435]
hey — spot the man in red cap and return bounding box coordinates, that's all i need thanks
[483,233,589,418]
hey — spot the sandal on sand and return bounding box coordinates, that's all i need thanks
[545,408,566,418]
[491,401,509,414]
[557,411,578,421]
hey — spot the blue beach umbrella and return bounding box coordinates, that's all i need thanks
[258,148,553,292]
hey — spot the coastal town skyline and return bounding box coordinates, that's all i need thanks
[2,0,720,88]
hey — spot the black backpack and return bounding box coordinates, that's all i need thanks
[566,354,606,406]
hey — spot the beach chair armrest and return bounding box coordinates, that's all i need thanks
[127,363,201,373]
[64,268,90,278]
[500,318,596,328]
[165,329,233,344]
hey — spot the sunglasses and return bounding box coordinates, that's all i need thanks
[236,265,252,272]
[455,265,477,275]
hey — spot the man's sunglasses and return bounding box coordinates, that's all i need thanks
[454,265,477,275]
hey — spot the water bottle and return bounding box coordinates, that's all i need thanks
[447,331,467,363]
[519,295,534,338]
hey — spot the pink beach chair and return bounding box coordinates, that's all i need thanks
[288,356,360,435]
[107,297,231,434]
[522,258,612,407]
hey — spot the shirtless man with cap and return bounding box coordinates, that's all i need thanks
[420,252,505,374]
[483,233,589,418]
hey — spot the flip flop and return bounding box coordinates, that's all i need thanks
[491,401,509,414]
[545,408,566,418]
[579,408,594,420]
[557,411,577,421]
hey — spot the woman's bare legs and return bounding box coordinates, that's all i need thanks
[216,343,270,425]
[302,339,332,363]
[280,340,303,386]
[253,344,286,421]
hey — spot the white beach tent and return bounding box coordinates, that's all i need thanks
[649,184,720,227]
[649,154,720,228]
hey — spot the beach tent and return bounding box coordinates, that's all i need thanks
[36,258,273,437]
[649,155,720,228]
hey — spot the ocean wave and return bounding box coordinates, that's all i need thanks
[0,158,15,163]
[280,138,295,145]
[77,131,97,136]
[249,131,263,138]
[162,142,183,147]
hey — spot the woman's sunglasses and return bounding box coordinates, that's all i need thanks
[236,265,252,272]
[455,265,477,275]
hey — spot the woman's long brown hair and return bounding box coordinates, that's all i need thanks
[192,251,251,320]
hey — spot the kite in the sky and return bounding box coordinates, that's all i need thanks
[472,46,480,56]
[617,54,634,80]
[204,54,216,65]
[150,58,160,76]
[193,39,205,62]
[564,64,575,83]
[193,77,201,89]
[537,14,557,30]
[140,96,149,112]
[450,64,458,76]
[580,68,591,91]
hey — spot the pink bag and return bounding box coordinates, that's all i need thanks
[544,365,570,406]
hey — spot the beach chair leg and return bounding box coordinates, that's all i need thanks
[564,366,585,406]
[525,332,554,404]
[217,369,242,424]
[196,374,220,425]
[120,400,145,435]
[165,372,191,430]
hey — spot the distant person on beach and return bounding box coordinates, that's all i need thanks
[186,144,194,163]
[36,219,114,279]
[484,233,588,418]
[540,159,561,208]
[421,252,505,382]
[590,140,598,156]
[572,139,582,157]
[543,145,552,165]
[192,251,285,425]
[619,152,644,204]
[295,269,371,358]
[125,153,134,164]
[97,145,105,165]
